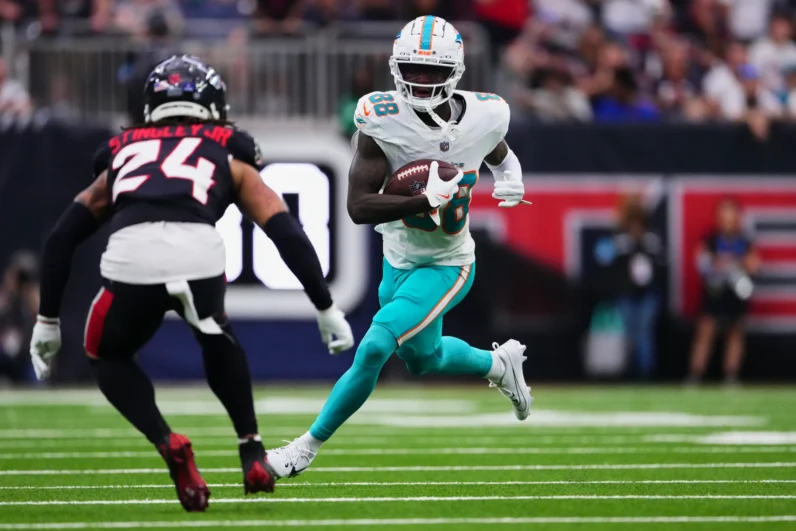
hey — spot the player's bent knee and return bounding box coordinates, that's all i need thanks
[353,324,396,369]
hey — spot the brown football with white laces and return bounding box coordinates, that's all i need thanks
[383,159,459,197]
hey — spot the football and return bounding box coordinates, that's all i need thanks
[383,159,459,197]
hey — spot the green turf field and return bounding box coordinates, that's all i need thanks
[0,385,795,530]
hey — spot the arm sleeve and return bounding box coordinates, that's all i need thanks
[262,212,333,310]
[38,203,102,318]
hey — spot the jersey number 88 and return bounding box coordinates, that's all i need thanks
[403,171,477,234]
[369,93,399,117]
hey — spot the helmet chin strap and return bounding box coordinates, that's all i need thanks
[423,99,458,142]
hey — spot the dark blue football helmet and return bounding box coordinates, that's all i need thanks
[143,55,229,123]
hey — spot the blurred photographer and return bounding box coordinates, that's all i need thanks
[604,195,664,379]
[0,251,39,385]
[687,199,761,386]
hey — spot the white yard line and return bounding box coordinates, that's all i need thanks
[1,480,795,490]
[0,427,741,440]
[1,495,795,507]
[2,447,796,460]
[3,462,795,475]
[1,517,796,529]
[0,435,664,449]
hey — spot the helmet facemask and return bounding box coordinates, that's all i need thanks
[390,56,464,111]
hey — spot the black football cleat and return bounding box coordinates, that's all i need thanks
[157,433,210,512]
[239,437,276,494]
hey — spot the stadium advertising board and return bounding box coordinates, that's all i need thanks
[471,176,796,333]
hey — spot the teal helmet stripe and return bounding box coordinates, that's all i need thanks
[419,16,436,51]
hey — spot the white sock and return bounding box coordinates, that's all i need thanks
[485,353,506,382]
[238,434,262,445]
[298,431,324,454]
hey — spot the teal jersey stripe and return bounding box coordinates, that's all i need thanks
[420,16,435,50]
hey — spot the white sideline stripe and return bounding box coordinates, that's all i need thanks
[2,517,796,529]
[2,495,795,507]
[4,447,796,459]
[1,479,795,490]
[3,462,796,475]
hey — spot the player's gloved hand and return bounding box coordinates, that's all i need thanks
[424,161,464,225]
[316,304,355,355]
[492,171,525,208]
[29,316,62,381]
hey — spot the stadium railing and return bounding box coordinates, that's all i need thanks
[2,21,493,123]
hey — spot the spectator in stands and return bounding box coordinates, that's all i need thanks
[784,63,796,117]
[652,37,708,120]
[305,0,358,27]
[532,0,594,51]
[0,251,39,385]
[118,10,180,123]
[178,0,250,39]
[514,65,593,122]
[0,58,31,118]
[114,0,184,40]
[722,63,782,137]
[749,8,796,100]
[702,39,748,115]
[355,0,397,21]
[721,0,776,43]
[605,194,664,380]
[687,198,760,387]
[677,0,730,58]
[576,38,631,106]
[600,0,671,41]
[404,0,460,22]
[254,0,307,36]
[36,0,113,35]
[473,0,530,49]
[338,66,373,137]
[0,0,23,26]
[593,66,661,121]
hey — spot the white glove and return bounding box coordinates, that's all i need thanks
[423,161,464,225]
[492,171,525,208]
[316,304,355,355]
[29,316,62,381]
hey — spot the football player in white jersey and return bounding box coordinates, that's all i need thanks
[266,16,532,478]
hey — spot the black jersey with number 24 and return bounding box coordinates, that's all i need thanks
[92,124,264,235]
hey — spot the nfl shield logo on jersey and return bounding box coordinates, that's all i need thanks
[440,141,450,152]
[409,181,426,196]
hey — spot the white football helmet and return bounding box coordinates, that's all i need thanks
[389,16,466,111]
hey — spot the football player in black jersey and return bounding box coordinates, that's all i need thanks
[28,55,354,511]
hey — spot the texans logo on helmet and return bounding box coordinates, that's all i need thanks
[409,181,426,196]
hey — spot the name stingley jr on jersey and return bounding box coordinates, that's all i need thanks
[109,124,236,151]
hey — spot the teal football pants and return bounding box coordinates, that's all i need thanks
[310,260,492,441]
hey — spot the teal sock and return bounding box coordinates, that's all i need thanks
[309,324,396,441]
[431,336,493,377]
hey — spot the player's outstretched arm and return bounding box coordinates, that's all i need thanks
[31,171,110,380]
[231,159,354,354]
[347,133,434,225]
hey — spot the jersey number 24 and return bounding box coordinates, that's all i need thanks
[403,171,477,234]
[111,138,216,204]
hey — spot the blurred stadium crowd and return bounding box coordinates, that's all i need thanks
[2,1,796,131]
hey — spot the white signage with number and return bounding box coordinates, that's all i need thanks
[211,132,367,318]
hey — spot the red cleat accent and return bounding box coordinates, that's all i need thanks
[158,433,210,512]
[244,458,276,494]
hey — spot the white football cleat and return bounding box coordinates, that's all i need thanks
[489,339,533,420]
[266,438,317,479]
